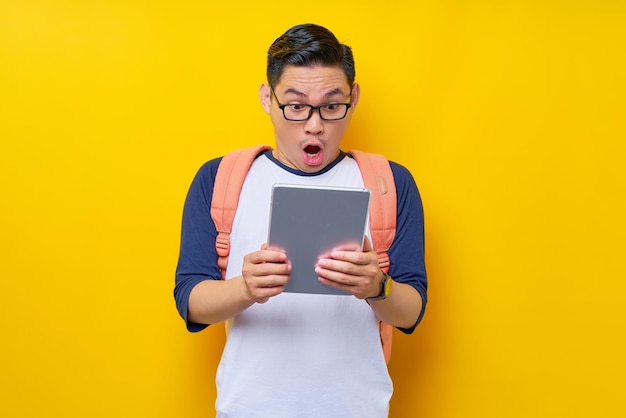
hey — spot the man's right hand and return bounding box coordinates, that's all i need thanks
[241,244,291,303]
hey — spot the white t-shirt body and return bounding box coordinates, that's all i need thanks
[217,154,392,418]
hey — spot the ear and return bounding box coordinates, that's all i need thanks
[350,82,361,109]
[259,83,272,114]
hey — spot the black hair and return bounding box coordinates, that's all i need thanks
[266,23,355,88]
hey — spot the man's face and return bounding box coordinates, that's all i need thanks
[260,65,360,173]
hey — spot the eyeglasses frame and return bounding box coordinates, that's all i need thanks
[270,86,353,122]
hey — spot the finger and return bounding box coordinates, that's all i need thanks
[317,257,368,277]
[246,248,287,265]
[245,255,291,279]
[265,242,288,253]
[329,241,362,253]
[328,249,371,266]
[315,262,358,283]
[316,270,365,297]
[250,285,285,303]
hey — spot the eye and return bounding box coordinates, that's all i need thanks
[289,104,308,112]
[323,104,341,112]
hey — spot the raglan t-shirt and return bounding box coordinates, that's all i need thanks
[175,150,427,418]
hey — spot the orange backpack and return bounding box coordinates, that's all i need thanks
[210,145,397,363]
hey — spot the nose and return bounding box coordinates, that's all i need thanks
[304,109,324,135]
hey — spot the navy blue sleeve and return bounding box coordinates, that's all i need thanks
[387,161,428,334]
[174,156,427,334]
[174,157,223,332]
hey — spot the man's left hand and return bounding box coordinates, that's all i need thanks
[314,236,383,299]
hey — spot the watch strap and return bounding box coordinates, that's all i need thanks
[366,271,392,302]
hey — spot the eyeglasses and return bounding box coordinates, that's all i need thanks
[271,87,352,121]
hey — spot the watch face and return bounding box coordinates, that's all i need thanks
[383,274,392,297]
[383,279,389,295]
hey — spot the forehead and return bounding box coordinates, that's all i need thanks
[275,65,350,96]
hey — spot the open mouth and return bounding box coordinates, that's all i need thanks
[302,144,324,166]
[304,144,321,156]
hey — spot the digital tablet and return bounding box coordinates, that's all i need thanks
[267,183,371,295]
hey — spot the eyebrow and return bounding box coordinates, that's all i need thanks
[282,87,346,99]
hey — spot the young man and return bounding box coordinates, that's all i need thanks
[174,23,427,417]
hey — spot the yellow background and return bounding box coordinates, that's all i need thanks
[1,1,625,417]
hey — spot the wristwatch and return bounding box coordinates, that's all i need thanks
[366,270,393,302]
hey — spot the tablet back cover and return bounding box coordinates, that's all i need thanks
[268,184,371,295]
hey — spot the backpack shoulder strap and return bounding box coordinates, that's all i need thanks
[349,149,397,364]
[211,145,273,278]
[348,150,397,270]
